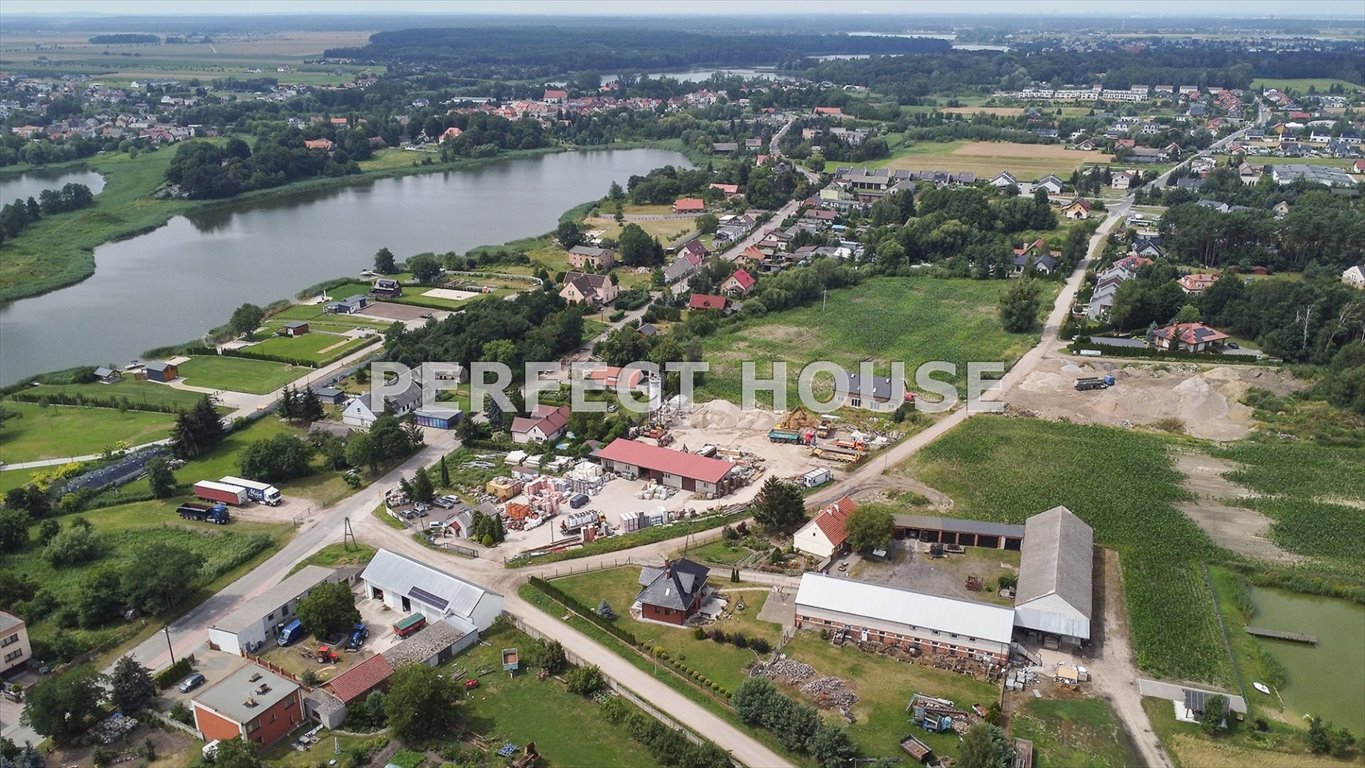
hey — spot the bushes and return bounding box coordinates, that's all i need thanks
[733,677,856,767]
[565,664,604,696]
[154,658,194,690]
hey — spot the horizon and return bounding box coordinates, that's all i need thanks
[2,0,1364,20]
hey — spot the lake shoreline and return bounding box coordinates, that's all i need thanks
[0,138,692,305]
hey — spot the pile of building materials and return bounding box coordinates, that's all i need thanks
[486,477,523,501]
[749,658,816,685]
[568,461,607,495]
[89,712,139,744]
[637,481,677,500]
[799,676,859,709]
[505,450,528,465]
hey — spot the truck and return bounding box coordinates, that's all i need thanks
[813,446,862,464]
[194,480,248,506]
[277,618,305,646]
[768,428,814,445]
[560,509,599,534]
[218,476,282,506]
[1074,375,1116,391]
[393,613,426,639]
[177,502,230,524]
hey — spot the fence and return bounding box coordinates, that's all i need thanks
[146,709,199,738]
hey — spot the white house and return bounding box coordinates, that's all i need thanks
[509,403,572,445]
[342,379,424,428]
[359,549,503,632]
[1343,264,1365,289]
[990,170,1018,189]
[793,496,856,560]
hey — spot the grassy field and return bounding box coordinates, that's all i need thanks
[551,567,781,691]
[449,624,659,768]
[175,355,310,394]
[583,214,700,242]
[12,499,288,663]
[237,330,378,366]
[831,140,1112,181]
[9,376,217,410]
[0,148,189,301]
[0,401,175,462]
[1219,154,1363,171]
[899,416,1232,684]
[1142,696,1346,768]
[781,632,999,760]
[1250,78,1362,93]
[1008,698,1143,768]
[695,277,1053,406]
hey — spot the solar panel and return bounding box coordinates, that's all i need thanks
[408,586,448,611]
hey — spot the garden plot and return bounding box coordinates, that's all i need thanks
[1007,357,1300,441]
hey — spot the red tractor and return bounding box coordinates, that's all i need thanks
[464,678,480,690]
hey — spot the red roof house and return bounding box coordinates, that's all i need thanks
[794,495,857,559]
[720,268,756,297]
[688,293,728,311]
[709,183,739,197]
[673,198,706,214]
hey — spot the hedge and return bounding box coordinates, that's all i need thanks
[527,577,640,647]
[7,391,183,414]
[1070,339,1266,364]
[154,658,193,690]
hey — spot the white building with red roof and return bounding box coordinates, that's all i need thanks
[510,404,571,445]
[720,268,756,297]
[591,438,736,496]
[794,495,856,560]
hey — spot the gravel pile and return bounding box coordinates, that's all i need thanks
[799,676,859,709]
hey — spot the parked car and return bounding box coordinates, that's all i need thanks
[427,519,447,531]
[178,673,207,693]
[434,495,458,509]
[570,494,590,509]
[413,502,430,517]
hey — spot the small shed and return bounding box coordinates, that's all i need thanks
[414,406,462,430]
[144,361,179,382]
[283,321,309,337]
[92,367,121,383]
[900,735,935,765]
[314,386,347,405]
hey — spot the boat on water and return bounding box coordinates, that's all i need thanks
[1253,681,1271,694]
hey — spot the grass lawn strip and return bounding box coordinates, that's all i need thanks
[0,401,175,463]
[9,376,214,411]
[1007,698,1143,768]
[174,355,310,394]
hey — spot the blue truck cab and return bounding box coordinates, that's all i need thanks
[277,618,305,646]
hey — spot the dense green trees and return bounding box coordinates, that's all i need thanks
[227,303,264,339]
[21,667,105,739]
[753,477,805,532]
[733,677,857,768]
[109,656,156,715]
[170,395,226,460]
[845,504,894,553]
[374,247,397,274]
[998,279,1045,333]
[617,223,664,267]
[296,581,360,640]
[166,132,360,200]
[120,543,205,613]
[238,434,314,482]
[383,664,463,743]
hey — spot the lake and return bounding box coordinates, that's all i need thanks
[0,148,687,384]
[1248,586,1365,733]
[0,168,106,203]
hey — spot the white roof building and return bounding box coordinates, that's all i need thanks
[359,549,503,633]
[206,566,345,656]
[1014,506,1094,642]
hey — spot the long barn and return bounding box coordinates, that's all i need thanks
[592,438,737,497]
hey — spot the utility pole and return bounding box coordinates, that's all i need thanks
[164,626,176,666]
[343,517,356,550]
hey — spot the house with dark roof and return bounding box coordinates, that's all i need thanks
[372,279,402,298]
[833,369,906,411]
[1062,198,1092,220]
[92,366,122,383]
[567,245,616,271]
[634,559,711,625]
[143,361,178,382]
[794,495,856,560]
[559,271,618,305]
[326,295,368,314]
[1151,322,1230,353]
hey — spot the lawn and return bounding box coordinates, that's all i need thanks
[1249,77,1362,93]
[1008,698,1142,768]
[12,499,289,665]
[0,148,190,301]
[781,632,999,760]
[898,416,1232,684]
[238,330,379,366]
[175,355,311,394]
[683,538,758,566]
[551,567,782,692]
[449,624,658,768]
[830,140,1112,181]
[696,276,1053,406]
[583,215,700,242]
[0,401,176,462]
[9,375,218,411]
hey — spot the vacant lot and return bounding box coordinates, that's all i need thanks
[835,140,1111,181]
[175,355,310,394]
[939,106,1026,117]
[11,375,220,411]
[1009,698,1142,768]
[240,330,378,365]
[583,214,699,242]
[697,277,1051,405]
[0,401,175,462]
[899,416,1231,684]
[1250,77,1363,93]
[552,567,781,692]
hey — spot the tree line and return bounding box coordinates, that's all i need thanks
[165,132,361,199]
[0,183,95,244]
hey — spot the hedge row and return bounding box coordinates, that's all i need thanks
[527,577,640,647]
[7,391,183,414]
[154,658,193,690]
[1070,339,1264,364]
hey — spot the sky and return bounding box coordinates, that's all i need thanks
[2,0,1363,17]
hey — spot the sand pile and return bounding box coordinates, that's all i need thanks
[1019,371,1070,393]
[688,400,777,432]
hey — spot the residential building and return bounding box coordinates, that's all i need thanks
[592,438,736,496]
[793,574,1016,663]
[191,664,304,748]
[144,361,178,382]
[559,271,619,305]
[1035,174,1065,195]
[719,269,756,297]
[326,295,368,314]
[581,366,647,392]
[372,279,402,298]
[1013,506,1093,644]
[509,403,571,445]
[1062,198,1092,219]
[793,496,856,560]
[709,183,739,197]
[0,612,30,677]
[207,566,347,655]
[567,245,616,271]
[634,559,711,625]
[342,374,423,428]
[673,198,705,215]
[688,293,728,311]
[1177,273,1218,294]
[833,370,905,410]
[990,171,1018,188]
[1151,322,1230,353]
[1343,264,1365,289]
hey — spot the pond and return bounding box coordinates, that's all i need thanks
[0,168,106,203]
[0,149,688,384]
[1248,586,1365,733]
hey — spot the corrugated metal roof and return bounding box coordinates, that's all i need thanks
[894,514,1025,539]
[593,438,735,483]
[1014,506,1093,639]
[360,549,500,621]
[794,574,1016,645]
[210,566,336,635]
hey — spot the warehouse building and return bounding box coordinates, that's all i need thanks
[894,514,1025,550]
[793,574,1016,663]
[591,438,737,497]
[359,549,503,635]
[1013,506,1094,644]
[207,566,348,656]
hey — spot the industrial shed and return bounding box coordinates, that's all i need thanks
[1013,506,1094,644]
[894,514,1025,550]
[592,438,736,496]
[793,573,1016,663]
[360,549,503,632]
[206,566,346,656]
